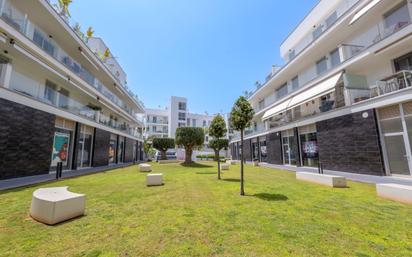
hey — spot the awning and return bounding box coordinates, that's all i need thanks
[262,98,292,120]
[262,72,343,121]
[349,0,383,25]
[287,72,343,109]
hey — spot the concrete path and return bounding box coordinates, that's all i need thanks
[259,163,412,186]
[0,163,138,191]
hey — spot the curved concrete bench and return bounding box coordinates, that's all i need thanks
[220,163,230,170]
[30,187,85,225]
[139,163,152,172]
[296,172,347,188]
[147,173,163,186]
[376,183,412,205]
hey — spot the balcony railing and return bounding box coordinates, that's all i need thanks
[0,0,144,115]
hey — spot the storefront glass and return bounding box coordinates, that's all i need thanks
[109,134,117,164]
[51,117,75,170]
[76,125,94,168]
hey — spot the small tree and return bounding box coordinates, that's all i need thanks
[230,96,255,196]
[152,138,175,160]
[176,127,205,164]
[209,114,228,180]
[143,136,156,160]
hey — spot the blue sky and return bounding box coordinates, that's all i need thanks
[70,0,318,114]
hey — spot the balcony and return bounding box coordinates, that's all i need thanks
[0,0,144,116]
[348,70,412,104]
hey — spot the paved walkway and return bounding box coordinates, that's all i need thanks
[259,163,412,186]
[0,163,138,191]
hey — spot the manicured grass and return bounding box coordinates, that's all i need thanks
[1,162,412,257]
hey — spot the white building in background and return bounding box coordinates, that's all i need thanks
[144,96,214,145]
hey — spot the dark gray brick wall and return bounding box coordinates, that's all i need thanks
[124,138,134,163]
[266,132,283,165]
[92,128,110,167]
[0,98,55,180]
[317,109,385,175]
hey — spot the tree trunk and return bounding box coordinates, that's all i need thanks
[160,150,167,160]
[185,147,193,164]
[217,149,221,180]
[213,149,219,161]
[240,129,245,196]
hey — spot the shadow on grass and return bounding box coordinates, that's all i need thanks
[196,172,218,175]
[249,193,288,202]
[180,162,214,168]
[222,178,240,182]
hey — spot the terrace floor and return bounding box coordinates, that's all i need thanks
[0,162,411,257]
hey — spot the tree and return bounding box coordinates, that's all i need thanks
[209,114,228,180]
[152,138,175,160]
[230,96,255,196]
[143,136,156,160]
[175,127,205,164]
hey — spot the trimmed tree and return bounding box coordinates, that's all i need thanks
[209,114,228,180]
[209,139,229,179]
[152,138,175,160]
[230,96,255,196]
[175,127,205,164]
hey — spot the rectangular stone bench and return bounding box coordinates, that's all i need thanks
[147,173,163,186]
[376,183,412,205]
[296,172,347,188]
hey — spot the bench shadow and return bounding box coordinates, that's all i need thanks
[222,178,240,182]
[249,193,288,202]
[180,163,214,168]
[196,172,217,175]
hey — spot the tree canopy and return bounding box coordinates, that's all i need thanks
[152,138,175,160]
[209,114,227,139]
[175,127,205,164]
[229,96,255,131]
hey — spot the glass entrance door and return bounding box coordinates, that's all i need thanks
[379,103,412,176]
[282,129,296,166]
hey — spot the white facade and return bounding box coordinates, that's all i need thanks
[144,96,214,143]
[231,0,412,177]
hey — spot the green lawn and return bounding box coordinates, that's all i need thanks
[1,162,412,257]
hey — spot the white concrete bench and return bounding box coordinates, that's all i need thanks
[220,163,230,170]
[296,172,347,188]
[30,187,85,225]
[226,160,237,165]
[147,173,163,186]
[139,163,152,172]
[376,183,412,205]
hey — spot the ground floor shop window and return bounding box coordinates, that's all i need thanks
[260,140,267,162]
[51,117,75,170]
[282,129,297,166]
[76,125,94,169]
[299,131,319,168]
[109,134,117,164]
[252,141,259,160]
[118,136,125,163]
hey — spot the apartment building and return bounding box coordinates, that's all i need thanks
[0,0,145,180]
[144,96,215,145]
[230,0,412,177]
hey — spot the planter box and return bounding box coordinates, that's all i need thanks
[376,183,412,205]
[139,164,152,172]
[296,172,347,188]
[220,163,230,170]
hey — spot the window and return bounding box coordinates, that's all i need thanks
[33,29,55,57]
[152,116,157,123]
[258,99,265,110]
[192,119,197,127]
[316,57,328,75]
[44,80,57,105]
[325,11,338,28]
[384,2,410,33]
[276,83,288,99]
[330,48,341,68]
[312,25,324,40]
[288,50,296,61]
[118,136,125,163]
[203,120,207,127]
[187,118,191,126]
[178,102,186,111]
[291,76,299,91]
[58,88,70,109]
[152,126,156,132]
[394,52,412,72]
[178,112,186,121]
[76,125,94,168]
